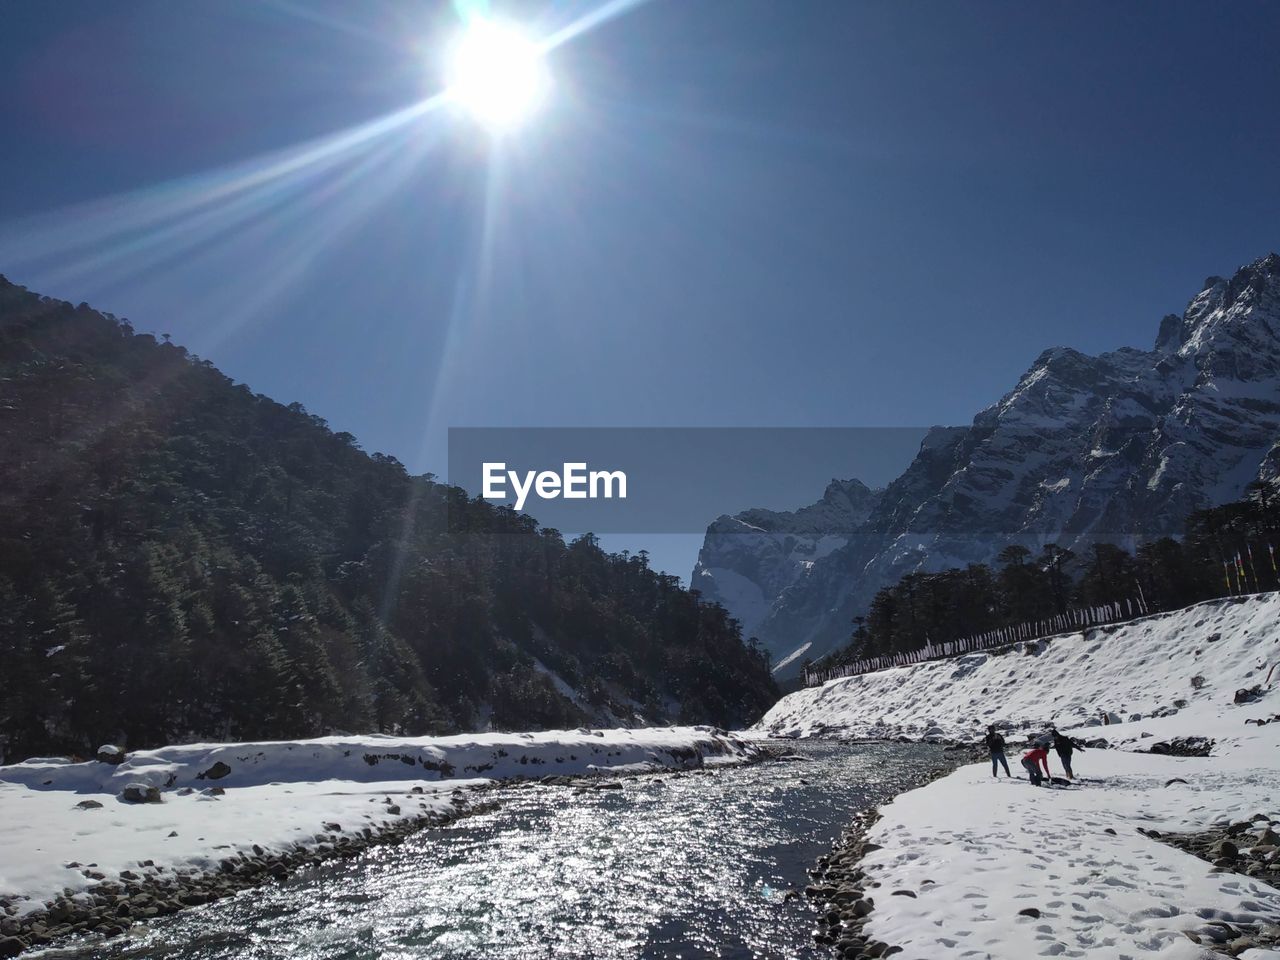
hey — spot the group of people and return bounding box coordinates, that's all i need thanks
[983,724,1084,786]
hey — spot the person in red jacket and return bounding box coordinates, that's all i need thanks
[1021,746,1052,786]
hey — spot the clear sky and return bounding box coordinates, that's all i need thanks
[2,1,1279,579]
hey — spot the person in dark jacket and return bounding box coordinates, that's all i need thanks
[984,724,1011,777]
[1021,745,1051,786]
[1049,727,1084,779]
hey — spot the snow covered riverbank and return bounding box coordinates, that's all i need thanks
[756,593,1280,742]
[864,711,1280,959]
[758,593,1280,959]
[0,726,759,945]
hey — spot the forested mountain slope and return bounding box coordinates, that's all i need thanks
[0,278,776,761]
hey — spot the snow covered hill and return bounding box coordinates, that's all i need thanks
[690,478,880,662]
[755,592,1280,742]
[747,254,1280,677]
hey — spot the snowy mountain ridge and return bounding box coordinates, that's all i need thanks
[690,478,881,651]
[699,253,1280,678]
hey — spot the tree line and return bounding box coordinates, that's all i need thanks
[0,278,777,761]
[815,482,1280,672]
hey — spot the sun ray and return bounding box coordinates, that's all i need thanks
[0,0,656,475]
[0,0,655,292]
[0,94,447,298]
[541,0,651,51]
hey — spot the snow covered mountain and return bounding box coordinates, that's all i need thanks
[725,253,1280,678]
[690,478,881,665]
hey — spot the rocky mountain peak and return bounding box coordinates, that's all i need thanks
[1162,253,1280,357]
[1155,313,1183,353]
[820,477,879,512]
[691,477,883,653]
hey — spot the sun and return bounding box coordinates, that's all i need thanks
[445,20,550,132]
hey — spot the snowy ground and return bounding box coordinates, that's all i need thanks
[756,593,1280,741]
[866,708,1280,960]
[0,726,757,918]
[756,593,1280,959]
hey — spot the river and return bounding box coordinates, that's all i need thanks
[44,741,944,960]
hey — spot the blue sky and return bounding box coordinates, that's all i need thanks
[2,1,1279,579]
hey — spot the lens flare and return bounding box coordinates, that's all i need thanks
[444,20,550,132]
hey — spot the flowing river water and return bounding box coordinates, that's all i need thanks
[43,741,945,960]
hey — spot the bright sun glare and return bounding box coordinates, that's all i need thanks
[445,20,550,132]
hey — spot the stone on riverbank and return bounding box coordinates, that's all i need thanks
[120,783,161,804]
[2,793,497,953]
[804,758,960,960]
[1128,815,1280,954]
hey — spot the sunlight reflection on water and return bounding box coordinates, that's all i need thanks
[50,742,941,960]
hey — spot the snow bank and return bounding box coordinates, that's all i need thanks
[759,592,1280,958]
[755,593,1280,741]
[1,726,753,793]
[0,726,757,917]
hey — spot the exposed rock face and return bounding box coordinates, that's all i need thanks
[690,479,882,664]
[714,254,1280,678]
